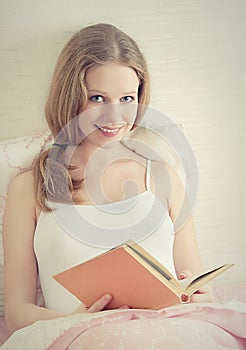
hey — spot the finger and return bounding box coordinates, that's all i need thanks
[190,287,215,303]
[179,269,193,280]
[88,294,112,313]
[190,293,214,303]
[72,303,89,314]
[118,305,130,309]
[194,284,213,295]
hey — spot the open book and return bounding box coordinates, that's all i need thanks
[53,240,234,310]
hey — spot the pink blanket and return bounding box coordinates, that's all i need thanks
[1,284,246,349]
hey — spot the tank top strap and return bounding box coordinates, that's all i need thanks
[145,158,151,191]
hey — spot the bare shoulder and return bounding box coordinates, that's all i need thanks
[7,170,38,219]
[150,159,183,187]
[148,159,185,208]
[8,170,35,196]
[149,159,176,183]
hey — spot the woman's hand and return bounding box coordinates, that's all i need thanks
[72,294,130,314]
[179,270,215,303]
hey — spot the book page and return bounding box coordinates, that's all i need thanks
[178,264,234,295]
[125,243,180,288]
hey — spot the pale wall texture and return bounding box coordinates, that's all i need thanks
[0,0,245,283]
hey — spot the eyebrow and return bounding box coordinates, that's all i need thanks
[88,89,137,95]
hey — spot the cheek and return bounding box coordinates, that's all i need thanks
[77,108,101,135]
[118,104,138,127]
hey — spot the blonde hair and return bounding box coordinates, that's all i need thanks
[33,23,151,211]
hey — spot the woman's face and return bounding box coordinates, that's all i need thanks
[78,62,139,148]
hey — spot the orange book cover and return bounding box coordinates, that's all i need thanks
[53,243,180,310]
[53,241,234,310]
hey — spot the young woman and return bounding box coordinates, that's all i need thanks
[4,24,242,350]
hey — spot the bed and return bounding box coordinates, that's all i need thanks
[0,285,246,349]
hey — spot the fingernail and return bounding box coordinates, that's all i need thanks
[181,294,190,303]
[194,289,202,294]
[104,294,112,301]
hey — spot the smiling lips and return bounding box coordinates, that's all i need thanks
[96,125,123,137]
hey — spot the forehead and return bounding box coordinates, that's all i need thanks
[85,63,139,93]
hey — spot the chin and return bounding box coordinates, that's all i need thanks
[97,138,123,149]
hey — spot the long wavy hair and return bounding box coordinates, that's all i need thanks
[32,23,151,211]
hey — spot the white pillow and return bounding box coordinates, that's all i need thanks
[0,130,52,316]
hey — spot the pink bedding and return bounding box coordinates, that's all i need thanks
[1,284,246,349]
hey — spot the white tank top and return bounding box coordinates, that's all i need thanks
[34,159,175,313]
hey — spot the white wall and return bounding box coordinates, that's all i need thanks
[0,0,245,283]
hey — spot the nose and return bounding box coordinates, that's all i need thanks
[100,103,125,125]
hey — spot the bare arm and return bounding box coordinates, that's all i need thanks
[167,165,214,302]
[3,171,124,333]
[3,171,64,333]
[167,165,203,277]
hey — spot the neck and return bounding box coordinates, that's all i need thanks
[77,138,132,169]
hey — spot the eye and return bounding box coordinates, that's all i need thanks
[120,96,134,103]
[89,95,105,103]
